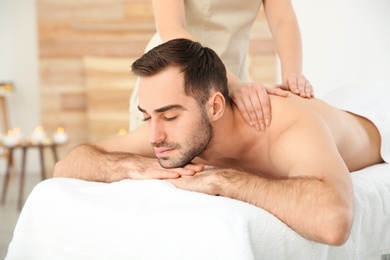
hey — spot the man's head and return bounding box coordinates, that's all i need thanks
[132,38,231,108]
[132,39,231,168]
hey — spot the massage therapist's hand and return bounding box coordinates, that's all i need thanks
[276,73,314,98]
[230,82,288,131]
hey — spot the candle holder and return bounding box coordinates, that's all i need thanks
[2,129,18,146]
[52,127,68,144]
[31,126,47,144]
[1,128,24,147]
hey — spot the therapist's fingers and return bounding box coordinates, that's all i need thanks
[298,78,314,98]
[296,76,313,98]
[268,86,289,97]
[255,84,271,129]
[231,83,279,130]
[304,79,315,98]
[285,74,314,98]
[287,75,304,96]
[231,84,263,129]
[232,92,253,127]
[239,83,268,130]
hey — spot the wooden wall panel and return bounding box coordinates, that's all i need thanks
[36,0,277,174]
[36,0,155,173]
[84,56,138,142]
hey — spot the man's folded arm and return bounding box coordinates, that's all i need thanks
[221,120,354,245]
[213,168,353,246]
[53,126,203,181]
[53,143,149,182]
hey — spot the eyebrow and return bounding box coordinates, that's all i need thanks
[138,104,187,114]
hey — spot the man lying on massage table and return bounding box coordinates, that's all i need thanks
[54,39,385,246]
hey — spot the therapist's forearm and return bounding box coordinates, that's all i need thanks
[152,0,194,42]
[277,33,303,82]
[273,19,303,82]
[264,0,303,82]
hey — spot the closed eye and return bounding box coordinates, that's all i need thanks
[164,116,177,121]
[142,116,151,122]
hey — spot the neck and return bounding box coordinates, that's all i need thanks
[199,105,267,165]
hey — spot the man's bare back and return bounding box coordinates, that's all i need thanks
[200,94,383,176]
[273,94,383,171]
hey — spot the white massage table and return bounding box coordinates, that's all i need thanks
[6,83,390,259]
[5,163,390,260]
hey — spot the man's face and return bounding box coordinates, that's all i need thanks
[138,67,213,168]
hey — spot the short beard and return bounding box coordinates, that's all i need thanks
[157,107,214,168]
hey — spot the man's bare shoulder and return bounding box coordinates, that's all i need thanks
[269,94,382,171]
[267,94,351,179]
[269,94,349,145]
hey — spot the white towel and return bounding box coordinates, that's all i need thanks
[6,164,390,260]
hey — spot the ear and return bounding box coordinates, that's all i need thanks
[207,92,225,122]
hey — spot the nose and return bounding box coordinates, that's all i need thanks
[149,119,166,144]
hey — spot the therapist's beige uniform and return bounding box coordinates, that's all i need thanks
[130,0,262,130]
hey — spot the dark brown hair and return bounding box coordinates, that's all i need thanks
[131,38,232,107]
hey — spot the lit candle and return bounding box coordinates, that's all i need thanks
[12,127,23,142]
[3,129,17,146]
[31,125,46,143]
[52,127,68,144]
[118,128,127,136]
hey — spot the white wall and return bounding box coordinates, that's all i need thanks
[0,0,41,174]
[289,0,390,97]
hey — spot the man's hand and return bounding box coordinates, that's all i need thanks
[276,74,314,98]
[165,170,218,195]
[230,82,288,131]
[129,158,204,180]
[165,167,240,195]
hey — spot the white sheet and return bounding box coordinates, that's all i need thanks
[6,163,390,260]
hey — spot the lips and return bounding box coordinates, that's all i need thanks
[154,148,175,157]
